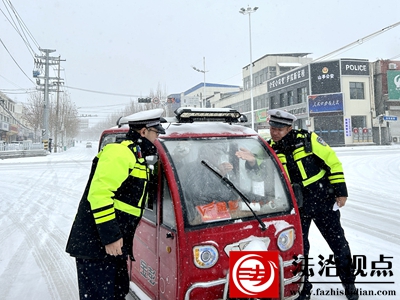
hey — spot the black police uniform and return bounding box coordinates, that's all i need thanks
[268,129,357,299]
[66,130,157,300]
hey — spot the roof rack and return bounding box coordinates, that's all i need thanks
[116,107,247,127]
[174,107,246,123]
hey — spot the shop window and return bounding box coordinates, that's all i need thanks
[269,67,276,79]
[297,87,307,103]
[261,95,268,108]
[351,115,367,128]
[287,91,294,106]
[314,116,345,146]
[254,74,259,86]
[241,100,251,112]
[270,96,277,109]
[280,67,291,74]
[243,77,250,90]
[350,82,365,99]
[255,96,262,110]
[280,93,286,107]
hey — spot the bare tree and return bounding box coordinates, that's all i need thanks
[22,91,80,145]
[22,92,43,142]
[60,83,171,143]
[58,92,79,139]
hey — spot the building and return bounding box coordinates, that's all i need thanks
[180,82,241,108]
[211,53,313,126]
[211,54,379,147]
[0,92,35,142]
[170,53,400,147]
[0,93,19,142]
[265,58,374,146]
[0,92,13,141]
[373,59,400,144]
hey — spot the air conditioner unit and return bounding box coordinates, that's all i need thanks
[388,63,397,70]
[392,136,400,143]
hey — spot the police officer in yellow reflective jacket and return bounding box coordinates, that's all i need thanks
[66,108,165,300]
[236,109,358,300]
[268,109,358,300]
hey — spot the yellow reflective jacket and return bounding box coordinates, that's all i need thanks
[89,140,149,224]
[66,140,152,259]
[269,130,348,201]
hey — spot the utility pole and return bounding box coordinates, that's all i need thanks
[54,56,66,153]
[34,49,63,151]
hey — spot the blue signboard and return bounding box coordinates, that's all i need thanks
[383,115,398,122]
[308,93,344,116]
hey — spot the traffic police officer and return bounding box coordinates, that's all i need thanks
[267,109,358,300]
[236,109,358,300]
[66,108,165,300]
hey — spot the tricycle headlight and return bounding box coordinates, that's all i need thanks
[277,228,295,251]
[193,245,218,268]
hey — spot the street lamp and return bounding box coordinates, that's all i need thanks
[239,6,258,130]
[192,57,208,108]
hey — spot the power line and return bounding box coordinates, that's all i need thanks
[216,71,242,85]
[78,103,132,109]
[389,53,400,60]
[0,74,32,90]
[0,38,35,85]
[0,1,37,57]
[0,89,36,94]
[314,20,400,62]
[6,0,40,49]
[0,0,41,90]
[64,85,142,97]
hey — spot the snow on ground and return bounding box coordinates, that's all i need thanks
[0,142,399,299]
[306,145,400,299]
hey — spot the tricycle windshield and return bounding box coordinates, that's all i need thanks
[162,137,292,227]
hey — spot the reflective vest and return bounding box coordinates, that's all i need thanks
[66,140,153,259]
[269,130,347,197]
[90,140,150,224]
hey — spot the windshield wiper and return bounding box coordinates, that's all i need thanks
[201,160,266,231]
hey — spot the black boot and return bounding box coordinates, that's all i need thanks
[295,281,312,300]
[344,283,359,300]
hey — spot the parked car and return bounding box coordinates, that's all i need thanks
[99,108,304,300]
[86,141,92,148]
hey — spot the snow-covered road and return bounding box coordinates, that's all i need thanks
[0,142,399,299]
[0,143,95,299]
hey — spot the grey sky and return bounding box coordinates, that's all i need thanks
[1,0,400,125]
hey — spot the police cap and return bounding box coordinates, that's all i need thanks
[268,109,297,128]
[124,108,166,134]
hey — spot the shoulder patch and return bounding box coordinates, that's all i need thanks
[316,136,327,146]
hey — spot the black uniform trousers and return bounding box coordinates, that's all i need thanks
[76,255,129,300]
[300,207,356,293]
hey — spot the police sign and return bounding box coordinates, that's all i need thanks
[341,60,370,76]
